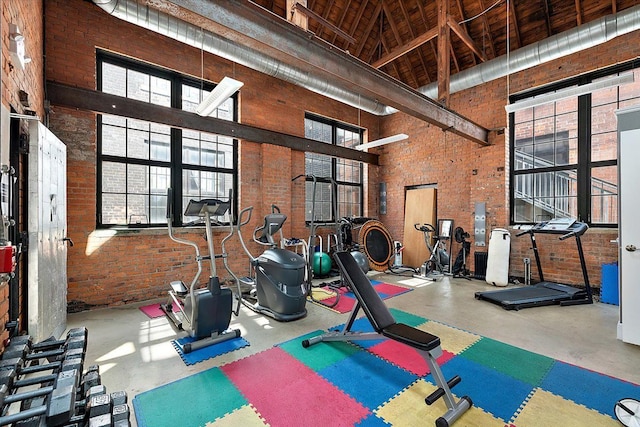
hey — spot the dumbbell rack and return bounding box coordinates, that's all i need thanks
[0,327,131,426]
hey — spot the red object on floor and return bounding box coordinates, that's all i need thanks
[222,347,370,426]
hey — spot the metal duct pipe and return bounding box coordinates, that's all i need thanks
[91,0,391,115]
[93,1,640,117]
[418,4,640,100]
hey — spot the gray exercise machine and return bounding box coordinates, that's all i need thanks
[303,251,472,427]
[236,205,308,321]
[160,189,242,353]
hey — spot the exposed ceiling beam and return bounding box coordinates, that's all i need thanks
[371,26,437,68]
[447,14,487,61]
[509,0,522,49]
[46,82,379,165]
[543,0,553,37]
[329,0,353,47]
[476,0,497,58]
[355,0,383,57]
[381,1,419,87]
[292,2,356,44]
[144,0,489,145]
[438,0,451,105]
[396,0,431,82]
[454,0,478,67]
[575,0,583,25]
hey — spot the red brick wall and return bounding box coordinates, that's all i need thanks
[379,31,640,288]
[41,0,640,309]
[44,0,379,308]
[2,0,45,340]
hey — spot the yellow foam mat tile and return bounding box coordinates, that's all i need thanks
[206,405,268,426]
[416,321,481,355]
[512,389,618,427]
[310,287,336,301]
[376,379,503,426]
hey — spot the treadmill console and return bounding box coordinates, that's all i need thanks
[540,217,575,231]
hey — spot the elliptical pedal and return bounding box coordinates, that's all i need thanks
[170,281,188,297]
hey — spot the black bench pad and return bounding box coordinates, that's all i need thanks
[381,323,441,352]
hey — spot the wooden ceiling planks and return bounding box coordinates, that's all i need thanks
[250,0,640,90]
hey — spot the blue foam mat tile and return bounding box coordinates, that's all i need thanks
[319,348,418,410]
[540,360,640,417]
[440,355,533,423]
[172,335,250,366]
[330,317,384,349]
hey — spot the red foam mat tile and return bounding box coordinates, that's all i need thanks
[369,340,455,376]
[222,347,369,426]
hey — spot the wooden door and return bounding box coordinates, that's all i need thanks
[403,187,436,268]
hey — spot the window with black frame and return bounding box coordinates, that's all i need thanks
[509,61,640,227]
[97,52,237,227]
[304,114,364,223]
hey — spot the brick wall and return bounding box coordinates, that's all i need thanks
[39,0,640,309]
[2,0,44,341]
[378,32,640,288]
[45,0,379,308]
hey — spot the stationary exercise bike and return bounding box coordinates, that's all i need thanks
[413,223,450,281]
[160,189,241,353]
[236,205,308,321]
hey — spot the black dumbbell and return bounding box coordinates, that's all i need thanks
[0,369,79,426]
[0,352,84,392]
[2,328,87,362]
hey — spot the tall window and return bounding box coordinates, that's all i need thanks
[304,114,363,222]
[509,61,640,226]
[97,52,237,227]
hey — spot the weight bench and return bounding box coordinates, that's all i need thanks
[302,251,472,427]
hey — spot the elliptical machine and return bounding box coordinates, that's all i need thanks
[236,205,308,321]
[160,189,242,353]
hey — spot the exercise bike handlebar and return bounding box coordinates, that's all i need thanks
[414,223,436,233]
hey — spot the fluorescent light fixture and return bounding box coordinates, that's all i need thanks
[505,72,635,113]
[195,77,244,116]
[355,133,408,151]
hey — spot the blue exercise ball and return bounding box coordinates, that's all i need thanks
[312,252,332,276]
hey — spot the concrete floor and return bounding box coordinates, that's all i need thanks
[68,273,640,426]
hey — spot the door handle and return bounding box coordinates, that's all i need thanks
[63,237,74,247]
[625,244,636,252]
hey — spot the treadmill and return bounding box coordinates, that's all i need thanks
[475,218,594,310]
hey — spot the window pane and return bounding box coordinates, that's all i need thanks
[514,170,578,222]
[127,128,149,160]
[182,170,232,223]
[592,132,617,162]
[101,123,126,157]
[338,185,361,218]
[592,103,618,135]
[617,69,640,101]
[127,164,148,194]
[514,107,532,124]
[101,63,126,96]
[591,166,618,224]
[102,193,126,224]
[102,162,126,192]
[127,70,150,102]
[127,194,148,225]
[150,76,171,107]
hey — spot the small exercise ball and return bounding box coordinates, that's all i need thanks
[312,252,332,276]
[351,251,370,273]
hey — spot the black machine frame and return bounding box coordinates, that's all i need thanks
[475,219,593,310]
